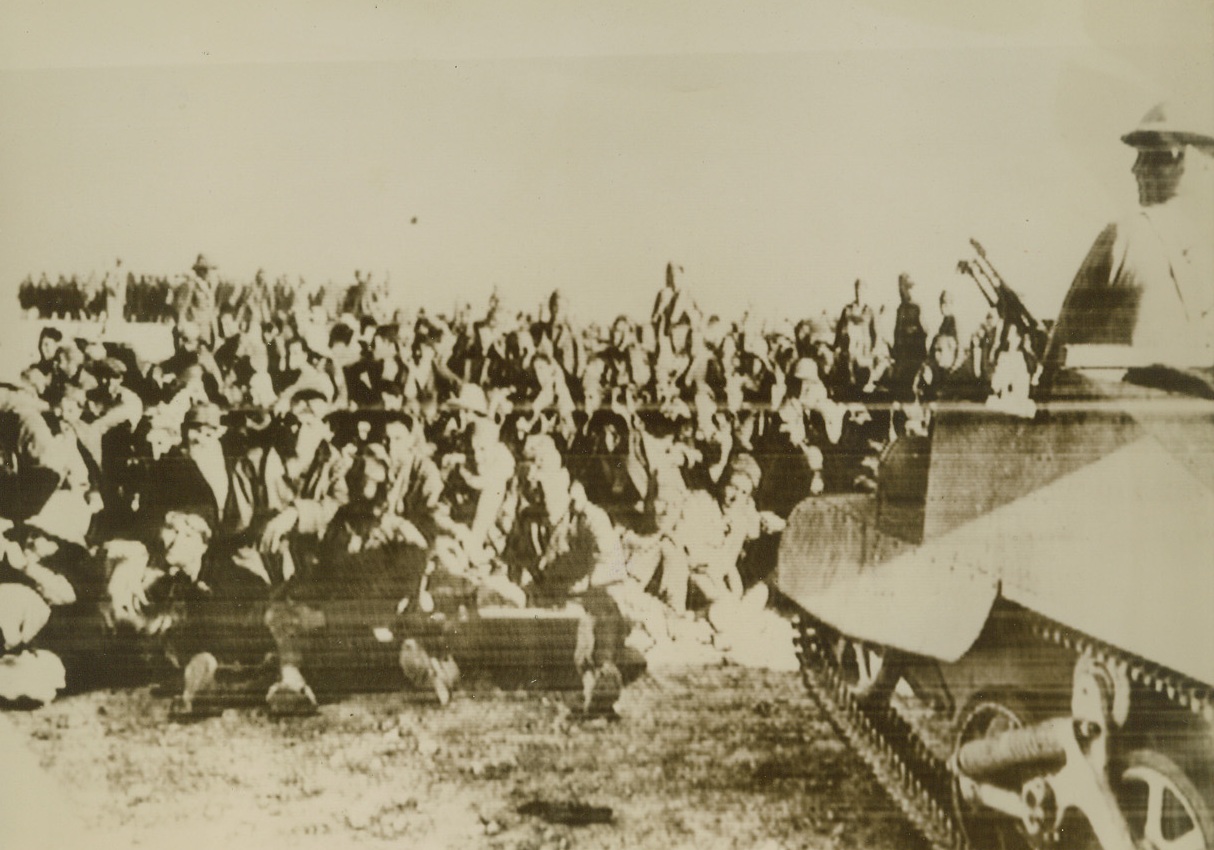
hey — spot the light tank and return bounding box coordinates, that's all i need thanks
[774,245,1214,849]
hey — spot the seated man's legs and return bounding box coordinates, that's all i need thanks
[574,585,626,716]
[264,598,325,714]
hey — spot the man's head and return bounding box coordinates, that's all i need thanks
[18,492,90,560]
[1123,101,1214,206]
[610,315,631,347]
[447,383,490,426]
[182,402,225,455]
[328,322,356,362]
[53,343,83,381]
[346,451,390,504]
[283,336,311,372]
[51,383,86,425]
[722,454,762,510]
[1131,145,1187,207]
[467,417,499,469]
[897,273,915,304]
[520,434,569,523]
[531,351,560,389]
[147,418,179,459]
[665,262,684,290]
[38,327,63,362]
[19,367,50,398]
[371,324,397,361]
[853,278,866,304]
[393,322,414,352]
[548,289,565,322]
[159,510,212,580]
[930,333,959,371]
[384,415,418,464]
[192,254,216,280]
[89,357,127,396]
[790,357,824,403]
[174,321,203,354]
[285,389,331,460]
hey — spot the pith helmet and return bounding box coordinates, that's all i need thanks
[1122,100,1214,149]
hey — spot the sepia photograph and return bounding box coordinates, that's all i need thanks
[1,2,1212,848]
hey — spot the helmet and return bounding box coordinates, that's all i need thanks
[727,453,763,491]
[1121,100,1214,149]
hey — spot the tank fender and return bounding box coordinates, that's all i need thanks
[776,496,998,662]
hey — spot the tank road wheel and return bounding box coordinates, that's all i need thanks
[829,635,898,705]
[1117,749,1214,850]
[952,697,1038,850]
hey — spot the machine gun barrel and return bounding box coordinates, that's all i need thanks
[969,240,1043,328]
[969,238,1010,288]
[965,239,1050,345]
[956,259,999,308]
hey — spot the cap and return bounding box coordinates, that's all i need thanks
[792,357,822,382]
[657,398,692,422]
[182,402,224,430]
[88,357,127,380]
[521,434,562,469]
[162,510,214,544]
[175,320,203,341]
[352,451,390,484]
[727,453,763,491]
[446,383,489,417]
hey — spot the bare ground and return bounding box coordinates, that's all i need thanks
[4,653,928,850]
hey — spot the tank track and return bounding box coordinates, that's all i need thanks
[794,606,1214,850]
[1025,612,1214,729]
[794,614,962,848]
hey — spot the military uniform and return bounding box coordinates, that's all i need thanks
[1046,101,1214,383]
[505,487,630,707]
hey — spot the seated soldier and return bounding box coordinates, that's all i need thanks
[502,435,631,716]
[438,416,516,567]
[0,492,98,704]
[105,509,274,715]
[759,358,836,511]
[626,455,782,619]
[263,450,438,715]
[252,391,352,583]
[382,412,445,545]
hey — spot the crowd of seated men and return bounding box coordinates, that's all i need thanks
[0,256,1037,716]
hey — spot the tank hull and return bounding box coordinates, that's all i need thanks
[776,392,1214,848]
[776,400,1214,686]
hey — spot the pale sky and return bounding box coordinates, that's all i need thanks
[1,0,1211,327]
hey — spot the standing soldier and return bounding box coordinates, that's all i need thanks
[102,258,127,325]
[889,272,929,401]
[532,289,582,381]
[173,254,220,344]
[834,278,878,397]
[1045,101,1214,377]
